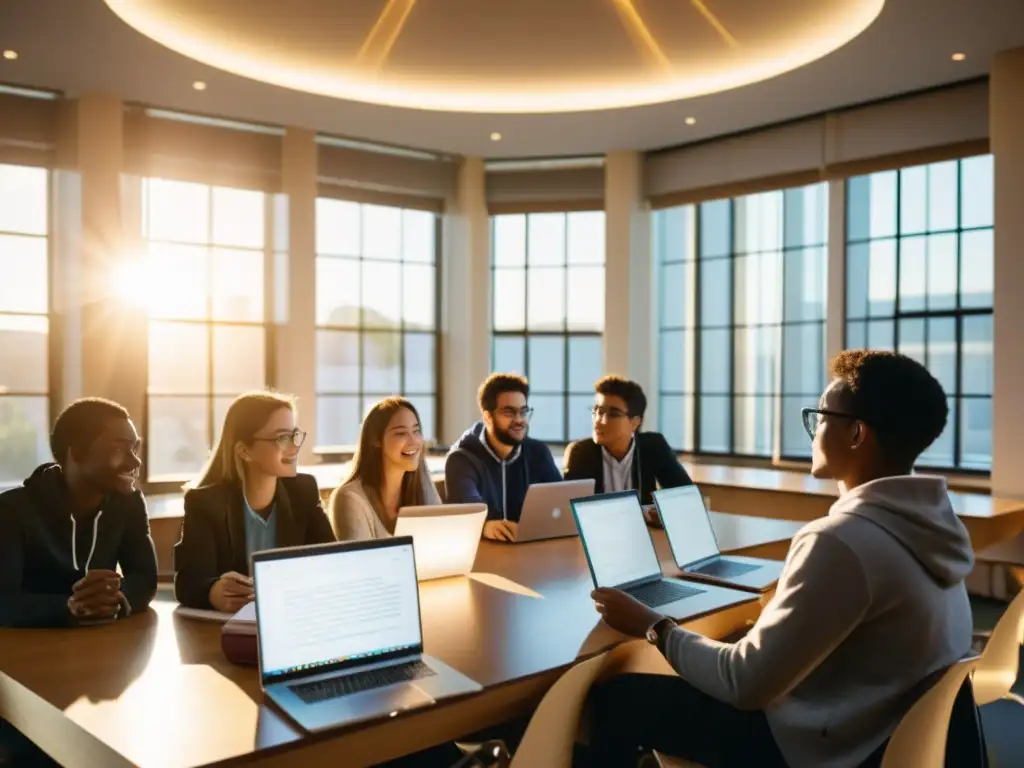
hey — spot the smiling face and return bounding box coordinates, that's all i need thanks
[381,406,424,473]
[237,406,303,479]
[484,391,530,446]
[76,416,143,496]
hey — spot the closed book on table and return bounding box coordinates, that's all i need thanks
[220,602,257,666]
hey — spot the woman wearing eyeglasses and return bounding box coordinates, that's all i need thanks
[172,391,335,612]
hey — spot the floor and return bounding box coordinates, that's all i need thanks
[972,596,1024,765]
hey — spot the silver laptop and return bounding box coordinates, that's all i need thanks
[570,490,755,621]
[653,485,783,593]
[252,537,482,733]
[515,478,595,542]
[394,503,487,580]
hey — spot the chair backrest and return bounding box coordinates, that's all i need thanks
[510,652,610,768]
[973,587,1024,705]
[881,658,980,768]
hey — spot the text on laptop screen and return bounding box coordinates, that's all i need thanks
[575,493,661,588]
[255,543,422,678]
[657,486,720,567]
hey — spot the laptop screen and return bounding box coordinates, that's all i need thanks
[254,540,423,683]
[655,485,720,568]
[572,491,661,589]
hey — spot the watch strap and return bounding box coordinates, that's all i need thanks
[653,617,676,654]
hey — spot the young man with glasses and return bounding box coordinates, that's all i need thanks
[563,376,692,507]
[584,351,978,767]
[444,373,561,541]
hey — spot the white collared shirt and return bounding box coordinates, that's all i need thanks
[601,439,635,493]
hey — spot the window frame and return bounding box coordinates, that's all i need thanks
[843,155,994,474]
[313,200,443,450]
[490,211,605,445]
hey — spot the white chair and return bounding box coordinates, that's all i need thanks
[654,658,981,768]
[972,587,1024,706]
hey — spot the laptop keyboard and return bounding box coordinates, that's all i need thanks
[626,580,704,608]
[692,558,760,579]
[289,660,436,704]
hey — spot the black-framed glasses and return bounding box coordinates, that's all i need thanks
[591,405,628,421]
[253,429,307,449]
[496,406,533,421]
[800,408,862,440]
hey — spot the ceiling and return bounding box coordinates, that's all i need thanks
[0,0,1022,158]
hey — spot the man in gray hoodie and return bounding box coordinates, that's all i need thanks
[587,350,975,767]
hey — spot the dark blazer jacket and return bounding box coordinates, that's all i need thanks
[172,473,335,609]
[562,431,693,506]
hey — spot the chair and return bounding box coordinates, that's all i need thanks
[653,658,982,768]
[972,587,1024,706]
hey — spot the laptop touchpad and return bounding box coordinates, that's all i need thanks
[365,682,435,714]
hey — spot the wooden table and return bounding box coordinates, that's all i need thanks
[0,526,776,768]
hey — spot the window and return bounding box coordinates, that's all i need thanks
[142,178,269,480]
[0,164,50,485]
[846,155,994,471]
[657,184,828,458]
[315,199,439,447]
[490,211,605,443]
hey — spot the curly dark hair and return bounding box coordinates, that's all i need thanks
[595,376,647,421]
[829,350,948,467]
[478,373,530,413]
[50,397,130,463]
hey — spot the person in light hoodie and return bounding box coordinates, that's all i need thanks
[586,350,976,768]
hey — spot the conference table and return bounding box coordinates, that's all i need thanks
[0,517,797,768]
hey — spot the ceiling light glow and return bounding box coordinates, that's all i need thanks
[2,50,18,61]
[685,116,696,125]
[951,52,966,62]
[192,80,207,91]
[103,0,887,114]
[490,132,502,141]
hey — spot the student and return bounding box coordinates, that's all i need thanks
[586,351,974,768]
[0,397,157,628]
[173,391,334,612]
[328,397,441,540]
[445,373,561,541]
[563,376,692,505]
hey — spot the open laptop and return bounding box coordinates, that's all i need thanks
[514,478,595,543]
[653,485,783,593]
[251,537,482,733]
[394,503,488,581]
[570,490,756,621]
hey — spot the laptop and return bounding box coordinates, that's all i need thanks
[251,537,482,733]
[570,490,756,621]
[394,503,488,581]
[514,478,596,543]
[653,485,784,593]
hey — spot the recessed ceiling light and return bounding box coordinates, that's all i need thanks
[2,50,17,61]
[951,52,966,62]
[192,80,207,91]
[685,116,697,125]
[490,132,502,141]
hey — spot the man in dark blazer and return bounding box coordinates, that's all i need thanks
[563,376,692,506]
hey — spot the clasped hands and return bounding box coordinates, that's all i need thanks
[68,569,125,622]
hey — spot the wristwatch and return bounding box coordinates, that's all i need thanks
[645,617,675,653]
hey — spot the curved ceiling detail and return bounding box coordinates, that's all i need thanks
[103,0,885,113]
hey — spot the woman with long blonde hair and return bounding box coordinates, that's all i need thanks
[329,397,440,540]
[173,391,334,611]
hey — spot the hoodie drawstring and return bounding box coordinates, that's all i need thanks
[70,511,103,572]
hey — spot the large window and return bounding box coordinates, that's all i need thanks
[490,211,605,443]
[142,178,269,480]
[845,155,994,471]
[0,164,50,485]
[315,199,439,448]
[657,184,828,458]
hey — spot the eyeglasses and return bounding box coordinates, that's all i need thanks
[253,429,307,449]
[495,406,533,421]
[591,405,628,421]
[800,408,862,440]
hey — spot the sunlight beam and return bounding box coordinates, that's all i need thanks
[355,0,418,70]
[690,0,740,49]
[610,0,672,72]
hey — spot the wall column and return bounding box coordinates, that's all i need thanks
[604,152,656,420]
[991,47,1024,498]
[275,128,318,456]
[441,157,490,444]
